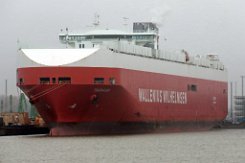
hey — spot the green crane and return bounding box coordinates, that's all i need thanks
[0,99,3,113]
[30,105,38,120]
[18,93,27,112]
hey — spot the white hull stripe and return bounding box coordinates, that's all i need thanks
[19,48,227,82]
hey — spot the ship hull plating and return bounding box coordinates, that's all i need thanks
[17,67,227,136]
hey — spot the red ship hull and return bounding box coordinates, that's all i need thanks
[17,67,227,136]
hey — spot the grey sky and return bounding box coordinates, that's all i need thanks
[0,0,245,95]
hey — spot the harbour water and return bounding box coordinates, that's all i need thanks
[0,129,245,163]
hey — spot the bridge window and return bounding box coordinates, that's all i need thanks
[85,36,92,39]
[19,78,24,85]
[94,78,104,84]
[52,78,56,84]
[59,36,66,41]
[40,77,50,84]
[58,77,71,84]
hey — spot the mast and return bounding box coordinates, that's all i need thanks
[123,17,129,29]
[5,79,8,112]
[230,82,233,122]
[65,27,69,48]
[93,13,100,28]
[9,95,13,113]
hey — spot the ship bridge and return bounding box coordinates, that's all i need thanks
[59,22,159,50]
[19,22,225,71]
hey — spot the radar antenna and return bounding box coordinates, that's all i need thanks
[123,17,129,27]
[93,13,100,28]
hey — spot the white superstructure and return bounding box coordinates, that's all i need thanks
[18,22,227,82]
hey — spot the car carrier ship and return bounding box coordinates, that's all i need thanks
[17,22,228,136]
